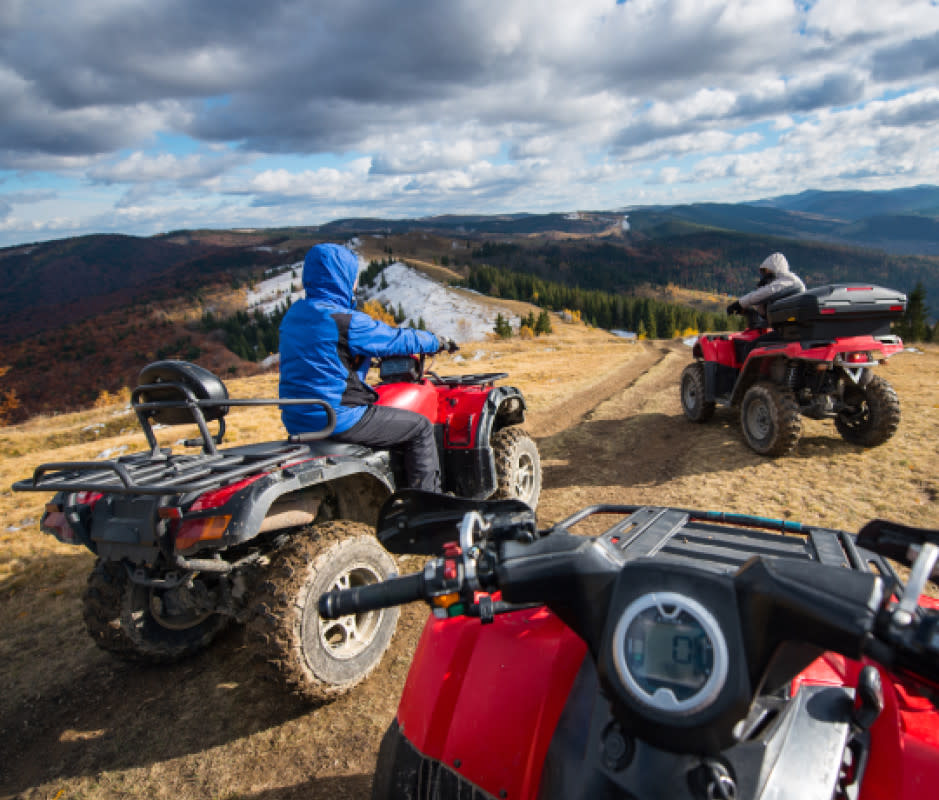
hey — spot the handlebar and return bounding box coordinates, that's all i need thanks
[319,571,426,619]
[318,494,939,710]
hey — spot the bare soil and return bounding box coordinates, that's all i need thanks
[1,329,937,800]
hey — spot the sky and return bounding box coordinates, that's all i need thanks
[2,0,939,247]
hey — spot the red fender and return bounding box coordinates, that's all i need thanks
[396,604,586,799]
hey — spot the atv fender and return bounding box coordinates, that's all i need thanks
[729,347,790,406]
[442,386,527,500]
[175,447,395,554]
[483,386,528,441]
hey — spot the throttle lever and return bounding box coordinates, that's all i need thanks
[893,542,939,628]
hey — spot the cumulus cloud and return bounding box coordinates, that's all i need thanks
[1,0,939,245]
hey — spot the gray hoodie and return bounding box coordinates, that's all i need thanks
[738,253,805,313]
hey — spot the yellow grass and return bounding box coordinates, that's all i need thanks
[1,317,937,800]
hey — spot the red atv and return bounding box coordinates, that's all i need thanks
[320,490,939,800]
[12,355,540,702]
[680,284,906,455]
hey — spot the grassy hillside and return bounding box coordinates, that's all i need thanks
[1,317,937,799]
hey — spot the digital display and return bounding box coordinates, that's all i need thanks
[625,607,714,700]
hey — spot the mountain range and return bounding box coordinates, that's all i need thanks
[4,185,936,340]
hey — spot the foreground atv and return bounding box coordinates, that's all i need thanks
[13,357,540,702]
[681,284,906,456]
[320,491,939,800]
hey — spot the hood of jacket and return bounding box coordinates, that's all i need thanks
[302,243,359,309]
[760,252,791,277]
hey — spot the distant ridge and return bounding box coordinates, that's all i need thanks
[1,184,936,344]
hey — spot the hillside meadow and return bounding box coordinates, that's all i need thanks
[0,317,937,799]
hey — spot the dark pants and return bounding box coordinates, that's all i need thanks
[333,405,441,492]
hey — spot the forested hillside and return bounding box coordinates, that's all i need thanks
[465,232,939,310]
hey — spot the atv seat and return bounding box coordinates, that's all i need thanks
[732,287,805,362]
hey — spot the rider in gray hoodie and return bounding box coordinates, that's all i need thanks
[727,253,805,322]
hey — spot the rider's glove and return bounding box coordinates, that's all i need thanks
[726,300,743,315]
[435,335,459,354]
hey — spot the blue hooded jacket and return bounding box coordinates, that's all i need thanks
[278,244,440,434]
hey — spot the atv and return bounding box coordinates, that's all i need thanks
[12,355,541,702]
[680,284,907,456]
[320,490,939,800]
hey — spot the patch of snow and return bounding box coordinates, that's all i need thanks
[361,262,519,342]
[82,423,105,433]
[622,215,630,231]
[683,336,699,347]
[260,352,280,368]
[611,329,637,340]
[247,264,305,315]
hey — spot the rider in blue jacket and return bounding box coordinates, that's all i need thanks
[279,243,446,491]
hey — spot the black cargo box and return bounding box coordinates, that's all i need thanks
[767,284,906,340]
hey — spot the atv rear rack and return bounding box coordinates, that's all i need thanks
[13,359,338,497]
[13,441,315,496]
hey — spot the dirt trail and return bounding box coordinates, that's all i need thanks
[524,340,670,438]
[2,340,937,800]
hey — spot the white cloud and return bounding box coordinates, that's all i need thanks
[1,1,939,245]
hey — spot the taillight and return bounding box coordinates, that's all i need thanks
[41,510,78,543]
[173,475,258,550]
[175,515,232,550]
[75,491,103,508]
[844,352,869,363]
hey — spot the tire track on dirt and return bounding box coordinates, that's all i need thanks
[534,341,701,522]
[525,340,669,438]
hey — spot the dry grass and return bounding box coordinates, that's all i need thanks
[1,319,936,800]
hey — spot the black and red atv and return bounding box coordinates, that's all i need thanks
[320,490,939,800]
[12,355,540,702]
[680,284,907,456]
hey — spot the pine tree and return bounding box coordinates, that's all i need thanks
[494,313,513,338]
[897,282,929,342]
[534,310,553,335]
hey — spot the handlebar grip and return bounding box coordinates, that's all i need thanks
[318,571,425,619]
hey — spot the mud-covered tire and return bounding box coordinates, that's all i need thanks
[82,559,229,663]
[680,362,715,423]
[249,521,399,704]
[491,427,542,509]
[740,381,802,456]
[835,374,901,447]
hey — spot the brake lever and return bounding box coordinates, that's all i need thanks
[892,542,939,628]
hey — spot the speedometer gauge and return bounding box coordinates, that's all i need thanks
[611,591,728,716]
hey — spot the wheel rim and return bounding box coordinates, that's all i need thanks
[316,564,383,661]
[838,401,870,430]
[682,376,699,412]
[745,398,772,441]
[514,452,535,502]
